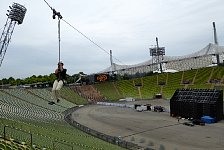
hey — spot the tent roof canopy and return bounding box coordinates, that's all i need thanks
[98,43,224,73]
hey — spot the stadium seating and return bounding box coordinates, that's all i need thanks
[194,67,212,84]
[0,88,124,150]
[71,85,104,103]
[27,88,76,111]
[162,71,184,99]
[141,75,160,99]
[59,87,87,105]
[94,66,224,100]
[157,73,167,85]
[116,79,140,98]
[0,118,123,150]
[0,138,33,150]
[93,82,123,101]
[182,69,197,84]
[1,89,71,113]
[209,66,224,84]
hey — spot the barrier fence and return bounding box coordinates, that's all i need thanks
[0,123,74,150]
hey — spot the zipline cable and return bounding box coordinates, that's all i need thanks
[43,0,125,65]
[61,19,124,65]
[43,0,53,10]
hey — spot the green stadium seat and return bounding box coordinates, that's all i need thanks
[5,144,13,150]
[18,147,24,150]
[0,143,6,150]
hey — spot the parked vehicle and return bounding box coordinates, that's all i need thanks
[153,106,164,112]
[183,122,194,127]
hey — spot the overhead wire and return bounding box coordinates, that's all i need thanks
[43,0,125,65]
[61,19,124,65]
[43,0,53,10]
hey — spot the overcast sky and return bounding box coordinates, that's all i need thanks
[0,0,224,79]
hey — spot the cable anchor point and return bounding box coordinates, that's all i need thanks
[52,9,62,20]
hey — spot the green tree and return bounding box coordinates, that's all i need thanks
[2,78,8,84]
[0,71,86,86]
[8,77,15,85]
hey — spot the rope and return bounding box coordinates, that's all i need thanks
[44,0,62,63]
[58,18,61,62]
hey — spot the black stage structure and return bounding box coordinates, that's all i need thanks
[170,89,223,121]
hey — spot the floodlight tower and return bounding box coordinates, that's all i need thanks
[0,3,27,67]
[149,37,165,73]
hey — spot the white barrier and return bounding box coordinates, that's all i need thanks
[136,106,148,112]
[97,102,159,112]
[97,102,134,109]
[119,97,135,102]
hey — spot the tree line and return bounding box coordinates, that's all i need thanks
[0,72,86,86]
[0,70,155,86]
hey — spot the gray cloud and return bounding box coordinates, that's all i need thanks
[0,0,224,79]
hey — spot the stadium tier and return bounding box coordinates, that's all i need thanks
[0,138,32,150]
[162,71,185,99]
[70,85,104,103]
[60,87,88,105]
[116,79,139,98]
[182,69,198,84]
[141,75,160,99]
[0,88,124,150]
[95,66,224,100]
[93,82,123,101]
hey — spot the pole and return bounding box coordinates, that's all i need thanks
[156,37,163,73]
[212,22,220,64]
[213,22,218,45]
[4,125,6,139]
[110,50,114,76]
[30,132,33,148]
[52,8,62,63]
[52,141,55,150]
[58,18,61,62]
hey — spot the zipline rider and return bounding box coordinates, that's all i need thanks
[51,61,67,103]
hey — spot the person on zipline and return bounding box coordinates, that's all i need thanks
[51,61,67,103]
